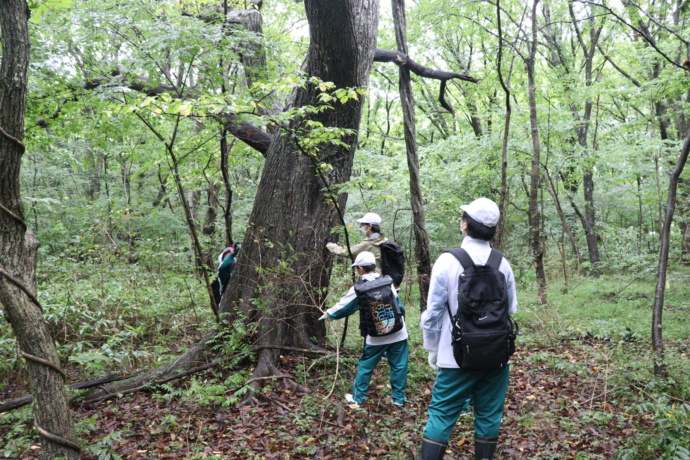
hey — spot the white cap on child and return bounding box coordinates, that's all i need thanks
[352,251,376,267]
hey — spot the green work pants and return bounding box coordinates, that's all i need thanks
[423,365,509,442]
[352,339,408,405]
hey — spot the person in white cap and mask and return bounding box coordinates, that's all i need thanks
[418,198,518,460]
[326,212,388,274]
[319,251,408,407]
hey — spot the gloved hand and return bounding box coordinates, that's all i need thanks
[428,351,438,371]
[326,242,339,252]
[318,313,329,321]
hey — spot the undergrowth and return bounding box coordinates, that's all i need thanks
[1,258,689,458]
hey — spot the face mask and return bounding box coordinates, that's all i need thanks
[360,225,369,236]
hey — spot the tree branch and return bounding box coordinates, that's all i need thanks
[54,47,475,157]
[374,48,478,82]
[576,0,688,71]
[0,126,26,153]
[374,48,477,114]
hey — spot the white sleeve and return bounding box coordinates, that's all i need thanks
[327,286,357,316]
[421,255,451,351]
[501,259,518,316]
[326,242,347,256]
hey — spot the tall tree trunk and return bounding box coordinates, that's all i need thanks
[570,3,603,271]
[392,0,431,309]
[543,1,603,270]
[167,131,219,321]
[545,166,583,267]
[652,128,690,378]
[582,170,600,267]
[221,0,378,386]
[220,134,234,245]
[0,1,80,457]
[493,0,512,250]
[526,0,547,305]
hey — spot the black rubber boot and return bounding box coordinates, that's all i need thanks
[475,435,498,460]
[418,436,447,460]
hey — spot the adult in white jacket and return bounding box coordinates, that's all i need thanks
[419,198,517,460]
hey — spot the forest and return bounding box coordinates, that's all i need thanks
[1,0,689,458]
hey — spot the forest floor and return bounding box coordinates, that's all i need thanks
[0,339,663,459]
[2,270,689,459]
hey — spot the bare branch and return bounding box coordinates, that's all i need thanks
[576,0,688,71]
[374,48,478,83]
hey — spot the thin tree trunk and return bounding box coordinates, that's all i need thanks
[494,0,511,250]
[543,1,603,270]
[0,1,80,457]
[571,4,602,272]
[582,170,600,267]
[392,0,431,309]
[220,0,234,246]
[526,0,547,305]
[637,175,644,255]
[545,166,583,267]
[220,134,235,245]
[652,128,690,378]
[166,129,219,322]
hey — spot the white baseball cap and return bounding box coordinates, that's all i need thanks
[356,212,381,226]
[460,198,500,227]
[352,251,376,267]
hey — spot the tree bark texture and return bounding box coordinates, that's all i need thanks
[652,128,690,377]
[392,0,431,310]
[526,0,547,305]
[0,0,80,457]
[220,0,378,382]
[228,9,267,89]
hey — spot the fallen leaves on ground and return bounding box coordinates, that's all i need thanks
[0,341,659,459]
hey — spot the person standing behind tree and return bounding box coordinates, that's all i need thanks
[326,212,388,274]
[419,198,518,460]
[319,251,408,407]
[211,243,238,306]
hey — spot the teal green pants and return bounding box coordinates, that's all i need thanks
[352,339,408,405]
[423,365,510,442]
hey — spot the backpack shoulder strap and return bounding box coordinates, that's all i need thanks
[486,248,504,269]
[445,247,475,270]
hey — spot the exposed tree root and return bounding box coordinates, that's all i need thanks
[63,329,326,409]
[76,331,220,404]
[238,348,308,407]
[0,372,141,413]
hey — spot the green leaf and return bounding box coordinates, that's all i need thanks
[29,0,73,24]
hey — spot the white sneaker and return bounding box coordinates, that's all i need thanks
[392,401,404,408]
[345,394,357,404]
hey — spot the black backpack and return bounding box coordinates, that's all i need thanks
[354,275,404,337]
[446,248,518,370]
[380,241,405,287]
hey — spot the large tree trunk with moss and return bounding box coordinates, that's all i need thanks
[0,0,80,457]
[220,0,378,386]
